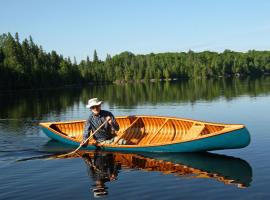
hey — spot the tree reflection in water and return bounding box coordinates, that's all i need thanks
[1,77,270,121]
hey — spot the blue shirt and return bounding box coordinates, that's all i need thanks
[83,110,119,142]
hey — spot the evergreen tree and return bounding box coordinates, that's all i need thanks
[93,49,98,62]
[0,32,269,90]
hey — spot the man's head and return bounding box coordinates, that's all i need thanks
[86,98,102,115]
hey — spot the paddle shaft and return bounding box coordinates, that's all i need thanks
[62,118,109,156]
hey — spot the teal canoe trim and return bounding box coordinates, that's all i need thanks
[41,126,250,153]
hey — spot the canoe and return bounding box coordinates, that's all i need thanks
[39,115,250,152]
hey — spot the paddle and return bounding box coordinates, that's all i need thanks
[57,118,109,158]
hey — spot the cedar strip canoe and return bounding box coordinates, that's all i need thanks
[39,115,250,152]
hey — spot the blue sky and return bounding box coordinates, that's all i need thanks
[1,0,270,61]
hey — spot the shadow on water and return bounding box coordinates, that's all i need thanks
[18,140,253,198]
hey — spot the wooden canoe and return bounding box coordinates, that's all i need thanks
[39,115,250,152]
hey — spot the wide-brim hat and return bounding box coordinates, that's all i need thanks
[86,98,103,108]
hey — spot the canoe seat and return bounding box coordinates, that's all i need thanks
[49,124,83,140]
[183,124,205,140]
[50,124,67,135]
[130,138,140,144]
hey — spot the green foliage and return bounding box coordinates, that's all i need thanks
[0,33,81,89]
[0,33,270,90]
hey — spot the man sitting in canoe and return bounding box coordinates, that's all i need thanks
[82,98,126,145]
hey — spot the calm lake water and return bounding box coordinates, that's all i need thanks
[1,77,270,199]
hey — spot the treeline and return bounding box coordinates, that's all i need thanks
[1,33,270,89]
[0,33,81,89]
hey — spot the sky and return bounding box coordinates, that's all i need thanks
[1,0,270,61]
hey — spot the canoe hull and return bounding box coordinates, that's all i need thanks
[41,126,250,153]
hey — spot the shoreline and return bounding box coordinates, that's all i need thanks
[0,73,269,93]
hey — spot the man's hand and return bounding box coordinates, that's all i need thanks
[81,139,88,147]
[106,116,112,125]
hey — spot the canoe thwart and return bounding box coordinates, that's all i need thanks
[183,123,205,140]
[146,119,170,144]
[113,117,141,145]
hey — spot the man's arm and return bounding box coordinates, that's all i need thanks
[83,117,92,141]
[106,115,119,131]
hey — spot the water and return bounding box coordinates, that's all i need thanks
[1,77,270,199]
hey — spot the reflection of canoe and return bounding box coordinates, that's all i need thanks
[40,115,250,152]
[140,152,252,188]
[52,150,252,188]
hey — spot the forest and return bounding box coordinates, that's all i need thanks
[1,32,270,89]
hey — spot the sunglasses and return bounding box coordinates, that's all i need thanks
[90,105,100,110]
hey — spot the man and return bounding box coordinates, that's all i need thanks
[82,98,126,145]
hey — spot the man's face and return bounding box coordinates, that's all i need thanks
[91,105,101,115]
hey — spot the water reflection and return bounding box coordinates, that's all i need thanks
[17,139,253,198]
[0,87,83,119]
[80,151,252,191]
[140,152,253,188]
[1,77,270,126]
[47,147,252,197]
[82,152,120,197]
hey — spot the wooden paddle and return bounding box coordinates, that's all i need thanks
[57,118,109,158]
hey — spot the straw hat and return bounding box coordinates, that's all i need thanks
[86,98,103,108]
